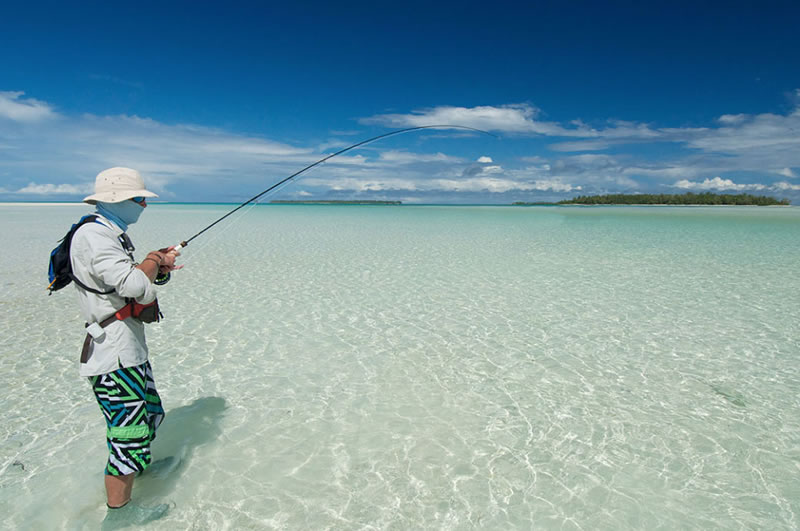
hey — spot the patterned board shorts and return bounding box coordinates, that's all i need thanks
[89,361,165,476]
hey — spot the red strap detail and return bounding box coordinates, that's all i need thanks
[115,302,134,321]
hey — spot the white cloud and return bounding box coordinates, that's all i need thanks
[326,154,368,165]
[0,91,57,122]
[548,140,612,152]
[14,182,92,195]
[317,139,350,151]
[378,150,461,164]
[599,120,662,139]
[624,165,706,179]
[500,156,639,192]
[431,177,577,193]
[462,161,504,178]
[432,177,520,193]
[361,105,677,142]
[529,179,580,192]
[0,110,316,197]
[361,104,598,137]
[4,91,800,203]
[686,110,800,154]
[673,177,767,191]
[520,156,548,164]
[548,154,639,188]
[359,98,800,196]
[773,181,800,191]
[718,114,747,125]
[556,154,618,169]
[302,170,578,194]
[303,176,419,192]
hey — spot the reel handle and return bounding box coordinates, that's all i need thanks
[154,241,187,286]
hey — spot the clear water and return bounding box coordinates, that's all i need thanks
[1,204,799,529]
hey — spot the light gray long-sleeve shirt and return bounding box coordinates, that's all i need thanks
[70,214,157,377]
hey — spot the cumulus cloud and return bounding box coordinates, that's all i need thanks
[673,177,767,191]
[0,109,315,198]
[361,104,599,137]
[462,161,504,177]
[0,91,57,122]
[317,139,350,151]
[4,90,800,203]
[624,165,707,180]
[14,182,92,195]
[673,177,800,193]
[302,169,578,195]
[360,98,800,194]
[684,110,800,155]
[718,114,747,125]
[362,104,683,142]
[527,179,580,193]
[303,176,419,192]
[773,181,800,191]
[431,177,577,193]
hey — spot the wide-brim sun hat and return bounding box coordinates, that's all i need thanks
[83,167,159,204]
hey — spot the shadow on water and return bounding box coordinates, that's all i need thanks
[691,376,748,408]
[134,396,227,502]
[709,384,747,408]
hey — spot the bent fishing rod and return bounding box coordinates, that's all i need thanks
[169,124,495,253]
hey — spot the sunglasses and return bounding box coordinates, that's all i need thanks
[130,196,147,205]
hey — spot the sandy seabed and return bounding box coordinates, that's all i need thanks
[1,204,799,529]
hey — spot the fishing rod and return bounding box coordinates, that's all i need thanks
[169,124,495,254]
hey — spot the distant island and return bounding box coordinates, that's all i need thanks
[515,192,790,206]
[271,200,402,205]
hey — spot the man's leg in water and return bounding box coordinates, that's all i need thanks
[90,362,165,505]
[105,473,136,508]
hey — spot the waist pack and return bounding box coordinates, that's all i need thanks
[117,299,162,323]
[80,299,162,363]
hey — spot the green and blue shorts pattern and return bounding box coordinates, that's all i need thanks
[89,361,164,476]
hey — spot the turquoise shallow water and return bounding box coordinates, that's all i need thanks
[1,204,799,529]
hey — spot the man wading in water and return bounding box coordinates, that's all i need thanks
[69,167,180,526]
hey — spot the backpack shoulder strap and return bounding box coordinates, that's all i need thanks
[70,215,115,295]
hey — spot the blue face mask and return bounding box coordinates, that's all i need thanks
[96,200,144,232]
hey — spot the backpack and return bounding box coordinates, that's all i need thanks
[47,215,115,295]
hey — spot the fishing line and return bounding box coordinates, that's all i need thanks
[177,198,262,265]
[170,124,496,254]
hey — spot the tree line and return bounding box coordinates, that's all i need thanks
[552,192,790,206]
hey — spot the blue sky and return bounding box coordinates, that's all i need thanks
[2,1,799,204]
